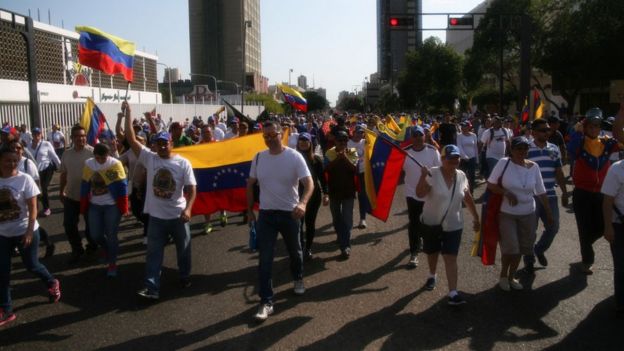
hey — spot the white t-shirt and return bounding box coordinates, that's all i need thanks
[457,133,478,160]
[488,157,546,215]
[250,148,311,211]
[288,133,300,149]
[28,140,61,171]
[18,157,39,182]
[138,147,197,220]
[601,160,624,224]
[347,139,365,173]
[224,131,238,140]
[481,128,510,160]
[421,167,469,232]
[212,127,225,141]
[47,130,65,149]
[84,157,120,206]
[0,172,40,237]
[402,145,441,201]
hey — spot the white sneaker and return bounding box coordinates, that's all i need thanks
[294,280,305,295]
[499,277,510,291]
[359,219,367,229]
[254,303,273,321]
[408,254,418,267]
[509,278,523,290]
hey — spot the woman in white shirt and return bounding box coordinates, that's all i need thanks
[416,144,480,305]
[27,128,61,217]
[487,137,553,292]
[0,147,61,327]
[457,122,479,194]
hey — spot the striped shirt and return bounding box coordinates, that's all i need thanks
[528,141,562,197]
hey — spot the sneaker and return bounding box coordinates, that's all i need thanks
[425,277,436,291]
[448,294,467,306]
[204,223,213,234]
[0,309,16,327]
[509,278,523,290]
[137,288,159,300]
[219,213,228,227]
[48,279,61,302]
[293,280,305,295]
[44,243,55,258]
[106,264,117,278]
[254,303,274,321]
[341,247,351,259]
[536,252,548,267]
[42,208,51,217]
[359,219,367,229]
[408,254,418,268]
[180,277,192,289]
[581,264,594,275]
[499,277,510,291]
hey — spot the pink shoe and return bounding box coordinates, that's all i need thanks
[0,309,16,327]
[48,279,61,303]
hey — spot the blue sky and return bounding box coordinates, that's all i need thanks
[2,0,483,105]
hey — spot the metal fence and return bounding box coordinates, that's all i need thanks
[0,102,263,139]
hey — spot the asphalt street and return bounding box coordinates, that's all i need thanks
[1,171,622,351]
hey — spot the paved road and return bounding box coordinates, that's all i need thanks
[1,173,622,350]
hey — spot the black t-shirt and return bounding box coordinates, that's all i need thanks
[438,123,457,146]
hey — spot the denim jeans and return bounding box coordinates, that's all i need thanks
[144,216,191,293]
[257,210,303,304]
[300,189,322,251]
[524,196,560,265]
[88,204,122,265]
[63,198,95,254]
[460,158,477,194]
[0,230,55,313]
[611,223,624,309]
[329,198,354,250]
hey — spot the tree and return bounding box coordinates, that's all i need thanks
[397,37,463,112]
[337,95,364,112]
[302,91,329,112]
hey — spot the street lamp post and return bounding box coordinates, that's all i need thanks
[156,62,172,104]
[189,73,219,103]
[242,19,252,115]
[289,68,293,86]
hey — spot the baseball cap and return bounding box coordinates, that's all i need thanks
[154,131,171,142]
[298,132,312,141]
[411,125,425,136]
[511,136,531,148]
[441,144,461,159]
[32,127,41,134]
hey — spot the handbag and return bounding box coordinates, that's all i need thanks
[420,171,457,240]
[479,158,511,265]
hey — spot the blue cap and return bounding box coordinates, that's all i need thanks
[298,132,312,141]
[511,136,531,148]
[441,144,461,159]
[411,125,425,136]
[32,127,41,134]
[154,131,171,142]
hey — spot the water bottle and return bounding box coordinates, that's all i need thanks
[249,220,257,252]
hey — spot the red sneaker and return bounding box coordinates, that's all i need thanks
[48,279,61,303]
[0,309,16,327]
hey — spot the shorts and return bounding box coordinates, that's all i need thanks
[499,212,537,255]
[422,229,462,255]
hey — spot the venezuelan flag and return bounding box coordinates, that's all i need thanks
[533,89,544,119]
[80,98,107,146]
[80,159,129,214]
[521,97,530,124]
[362,130,407,221]
[76,26,135,82]
[175,130,290,215]
[278,84,307,112]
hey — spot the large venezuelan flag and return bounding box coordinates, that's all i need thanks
[80,97,107,146]
[175,131,290,215]
[76,26,135,82]
[278,84,307,112]
[533,88,544,120]
[362,130,407,221]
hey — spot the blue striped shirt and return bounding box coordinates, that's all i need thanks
[528,142,562,197]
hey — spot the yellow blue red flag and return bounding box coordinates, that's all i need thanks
[76,26,136,82]
[80,97,107,146]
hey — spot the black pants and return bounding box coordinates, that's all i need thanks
[300,190,322,251]
[406,197,425,255]
[38,165,55,210]
[572,188,604,265]
[63,198,95,254]
[130,187,149,237]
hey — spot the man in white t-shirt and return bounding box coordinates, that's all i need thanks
[246,121,313,321]
[402,125,442,267]
[480,117,511,178]
[122,101,197,300]
[208,116,225,141]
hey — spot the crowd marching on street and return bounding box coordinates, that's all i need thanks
[2,98,624,327]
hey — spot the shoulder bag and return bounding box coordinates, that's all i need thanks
[420,171,457,240]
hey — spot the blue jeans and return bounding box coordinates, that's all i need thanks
[257,210,303,304]
[611,223,624,309]
[525,196,560,265]
[88,204,122,265]
[144,216,191,293]
[0,230,55,313]
[329,198,354,250]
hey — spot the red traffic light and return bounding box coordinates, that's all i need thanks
[388,17,413,28]
[450,18,459,26]
[448,17,474,27]
[389,18,399,26]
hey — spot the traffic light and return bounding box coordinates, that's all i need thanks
[388,16,413,28]
[448,16,474,27]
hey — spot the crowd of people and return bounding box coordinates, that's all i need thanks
[1,99,623,326]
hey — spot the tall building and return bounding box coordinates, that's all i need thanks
[188,0,261,93]
[445,0,491,54]
[163,67,181,83]
[377,0,422,82]
[297,75,308,90]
